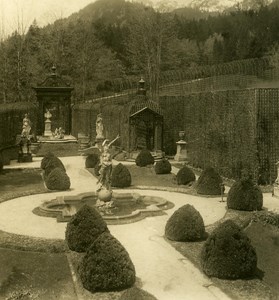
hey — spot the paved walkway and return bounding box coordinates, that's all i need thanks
[2,156,279,300]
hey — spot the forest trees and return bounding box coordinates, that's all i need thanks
[1,0,279,103]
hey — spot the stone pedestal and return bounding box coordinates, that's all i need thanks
[18,136,32,162]
[44,120,52,137]
[174,140,188,162]
[273,161,279,197]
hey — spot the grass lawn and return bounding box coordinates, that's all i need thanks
[245,222,279,297]
[0,162,277,299]
[67,251,157,300]
[0,168,47,202]
[0,248,76,300]
[127,165,178,187]
[167,210,278,300]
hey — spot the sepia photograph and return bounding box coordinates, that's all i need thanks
[0,0,278,299]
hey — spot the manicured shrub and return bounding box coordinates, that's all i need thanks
[78,232,136,292]
[45,167,70,191]
[154,159,172,174]
[251,210,279,228]
[135,149,154,167]
[165,204,206,242]
[227,178,263,211]
[111,163,131,188]
[40,152,55,169]
[0,155,3,174]
[196,167,223,195]
[41,152,66,177]
[201,220,257,279]
[176,166,195,185]
[65,205,108,252]
[85,154,100,168]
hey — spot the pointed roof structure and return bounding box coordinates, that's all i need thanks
[129,78,162,117]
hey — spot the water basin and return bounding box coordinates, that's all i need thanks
[34,191,173,224]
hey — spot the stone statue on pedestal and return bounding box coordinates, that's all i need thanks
[18,113,32,162]
[96,113,104,140]
[21,113,31,138]
[44,109,52,137]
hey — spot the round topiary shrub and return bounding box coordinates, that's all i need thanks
[41,153,66,177]
[0,154,3,174]
[45,167,70,191]
[78,232,136,292]
[40,152,55,169]
[85,154,100,168]
[111,163,131,188]
[200,219,257,279]
[165,204,206,242]
[154,159,172,174]
[176,166,195,185]
[135,149,154,167]
[65,205,109,252]
[227,178,263,211]
[196,167,223,195]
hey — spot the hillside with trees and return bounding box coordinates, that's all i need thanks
[0,0,279,103]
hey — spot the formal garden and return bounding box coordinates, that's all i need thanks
[0,142,279,300]
[2,0,279,298]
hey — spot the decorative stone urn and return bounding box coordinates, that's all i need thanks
[174,131,188,162]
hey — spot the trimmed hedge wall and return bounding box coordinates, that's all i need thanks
[159,90,259,181]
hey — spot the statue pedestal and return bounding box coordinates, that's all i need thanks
[44,120,52,137]
[18,136,32,162]
[174,140,188,162]
[18,153,32,163]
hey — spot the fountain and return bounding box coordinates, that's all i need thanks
[34,191,172,224]
[34,114,173,224]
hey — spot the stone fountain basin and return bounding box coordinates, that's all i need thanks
[37,191,172,224]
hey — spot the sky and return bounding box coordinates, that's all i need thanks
[0,0,95,37]
[0,0,239,37]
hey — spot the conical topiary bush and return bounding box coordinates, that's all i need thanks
[111,163,132,188]
[65,205,109,252]
[227,178,263,211]
[78,232,136,292]
[40,151,55,170]
[0,154,3,174]
[154,159,172,174]
[195,167,223,195]
[165,204,206,242]
[135,149,154,167]
[201,220,257,279]
[41,152,66,177]
[45,167,70,191]
[176,166,196,185]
